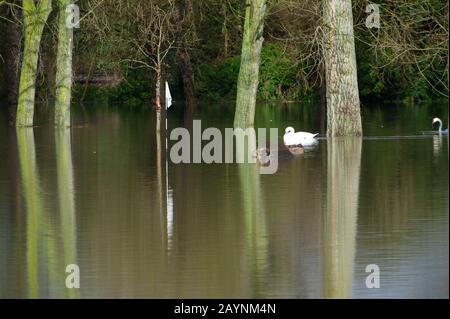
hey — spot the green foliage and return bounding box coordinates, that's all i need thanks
[108,75,153,108]
[72,85,110,105]
[258,43,304,100]
[196,56,241,100]
[196,44,311,102]
[356,41,447,102]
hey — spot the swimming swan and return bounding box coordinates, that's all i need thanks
[432,118,448,134]
[283,127,318,147]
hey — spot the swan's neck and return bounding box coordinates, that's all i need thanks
[438,120,443,132]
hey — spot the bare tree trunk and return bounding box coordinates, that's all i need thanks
[54,0,74,128]
[322,0,362,137]
[155,66,161,110]
[222,1,229,58]
[1,0,22,122]
[234,0,267,129]
[177,0,196,111]
[16,0,52,127]
[179,45,196,112]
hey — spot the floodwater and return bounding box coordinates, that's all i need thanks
[0,101,448,298]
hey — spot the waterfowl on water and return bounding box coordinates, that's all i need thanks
[283,126,318,147]
[432,118,448,134]
[254,146,298,166]
[255,148,271,166]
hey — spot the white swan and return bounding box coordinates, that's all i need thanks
[283,126,318,147]
[432,118,448,134]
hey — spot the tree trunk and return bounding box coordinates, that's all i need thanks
[16,0,52,127]
[179,45,196,112]
[1,0,22,122]
[155,66,161,110]
[322,0,362,137]
[222,1,229,58]
[233,0,267,129]
[177,0,196,112]
[55,0,74,128]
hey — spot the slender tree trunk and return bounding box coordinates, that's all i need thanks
[16,0,52,127]
[233,0,267,129]
[177,0,196,112]
[155,65,161,110]
[80,55,95,103]
[322,0,362,137]
[55,0,74,128]
[179,45,196,112]
[222,1,229,58]
[1,0,22,122]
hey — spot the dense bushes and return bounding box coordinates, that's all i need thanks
[195,43,312,102]
[258,43,305,101]
[196,56,240,101]
[108,76,153,108]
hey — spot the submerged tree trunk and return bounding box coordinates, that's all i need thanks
[54,0,74,128]
[233,0,267,129]
[322,0,362,137]
[16,0,52,127]
[1,0,22,122]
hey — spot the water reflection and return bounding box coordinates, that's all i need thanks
[12,128,80,298]
[167,187,174,251]
[155,110,165,250]
[237,133,268,297]
[156,109,173,253]
[55,129,79,298]
[433,134,442,157]
[324,137,362,298]
[0,103,448,298]
[16,128,42,298]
